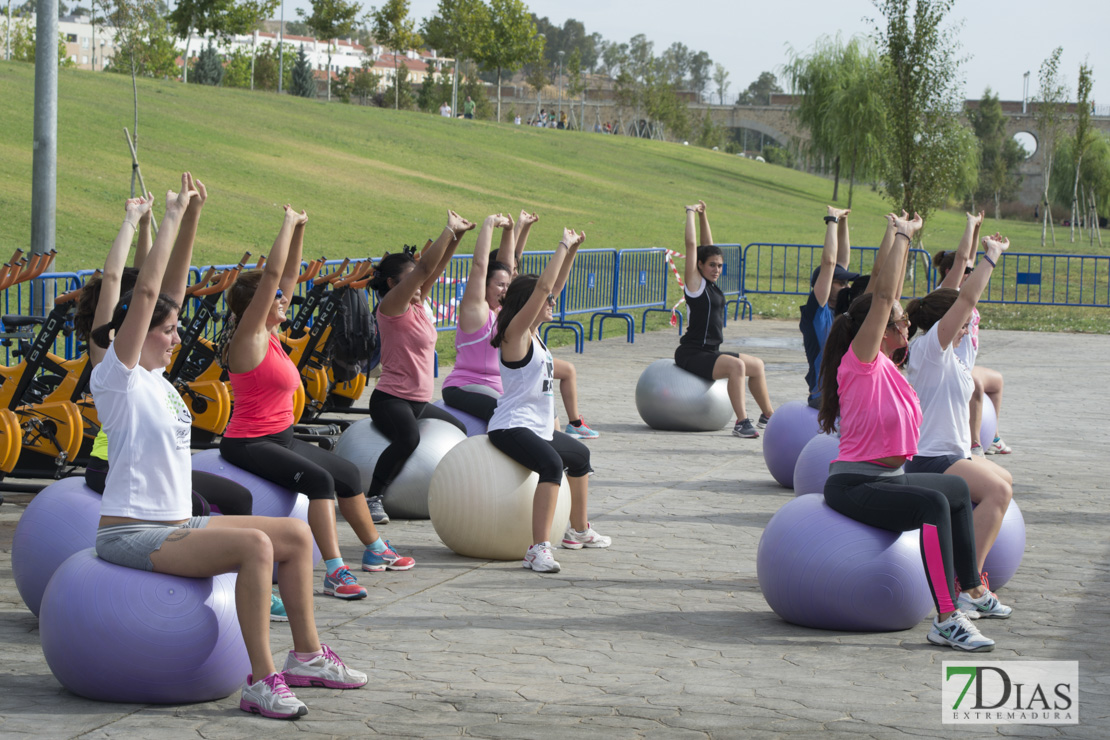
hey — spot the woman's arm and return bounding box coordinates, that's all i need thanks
[420,214,470,301]
[936,235,1007,349]
[161,174,206,306]
[90,194,153,367]
[813,206,849,308]
[940,211,982,290]
[280,211,308,298]
[682,204,703,293]
[510,210,537,274]
[502,229,581,359]
[853,213,920,363]
[457,214,509,333]
[113,175,194,369]
[697,200,714,247]
[837,209,852,267]
[865,212,900,295]
[551,232,581,297]
[380,211,473,317]
[133,196,153,269]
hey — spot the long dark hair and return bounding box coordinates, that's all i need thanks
[215,270,265,368]
[368,247,418,298]
[89,290,180,349]
[491,274,538,348]
[74,267,140,342]
[905,288,958,340]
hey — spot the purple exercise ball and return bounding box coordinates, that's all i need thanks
[39,548,249,703]
[12,477,102,617]
[433,399,488,437]
[981,498,1025,589]
[757,494,933,631]
[762,401,821,488]
[793,433,841,496]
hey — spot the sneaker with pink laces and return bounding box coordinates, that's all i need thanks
[561,523,612,549]
[283,644,368,689]
[240,672,307,719]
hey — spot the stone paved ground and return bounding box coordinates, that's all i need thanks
[0,317,1106,739]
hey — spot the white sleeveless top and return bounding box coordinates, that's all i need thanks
[488,335,555,440]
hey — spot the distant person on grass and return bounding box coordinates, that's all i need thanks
[463,96,475,119]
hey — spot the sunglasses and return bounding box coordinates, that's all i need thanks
[963,266,974,276]
[275,288,284,300]
[887,317,909,329]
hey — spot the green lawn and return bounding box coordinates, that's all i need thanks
[1,60,1106,334]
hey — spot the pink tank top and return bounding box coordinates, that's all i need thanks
[442,309,502,393]
[834,345,922,462]
[375,303,436,401]
[224,333,301,438]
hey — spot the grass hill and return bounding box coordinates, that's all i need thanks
[1,61,1104,332]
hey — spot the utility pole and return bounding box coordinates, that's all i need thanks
[278,0,284,93]
[1022,70,1030,114]
[557,50,564,123]
[31,0,59,315]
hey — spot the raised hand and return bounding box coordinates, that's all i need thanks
[561,227,576,246]
[125,193,152,223]
[893,212,922,237]
[448,210,475,234]
[186,173,207,213]
[519,210,538,226]
[697,200,707,213]
[282,203,299,222]
[982,235,1010,256]
[166,173,196,213]
[493,213,512,229]
[294,209,308,226]
[685,204,701,214]
[828,206,850,220]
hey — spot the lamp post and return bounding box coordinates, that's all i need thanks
[1022,70,1030,114]
[278,0,284,93]
[557,49,564,124]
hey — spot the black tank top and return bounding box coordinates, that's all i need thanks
[680,280,725,349]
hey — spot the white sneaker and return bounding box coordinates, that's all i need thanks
[986,437,1012,455]
[957,590,1013,619]
[282,644,368,689]
[561,523,612,550]
[240,673,307,719]
[927,611,995,652]
[522,542,561,572]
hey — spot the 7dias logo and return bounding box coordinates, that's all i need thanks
[942,661,1078,724]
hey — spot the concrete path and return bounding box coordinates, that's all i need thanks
[1,317,1106,739]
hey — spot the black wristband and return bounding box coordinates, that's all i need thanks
[824,215,838,224]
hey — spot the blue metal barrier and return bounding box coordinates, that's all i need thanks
[516,250,584,352]
[972,252,1110,307]
[742,243,934,300]
[714,244,753,322]
[1,272,84,364]
[615,248,681,334]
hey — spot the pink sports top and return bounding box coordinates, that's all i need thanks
[442,309,501,393]
[375,302,436,402]
[224,333,301,438]
[834,344,922,463]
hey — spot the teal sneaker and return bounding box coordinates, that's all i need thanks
[270,590,288,622]
[565,418,600,439]
[361,540,416,572]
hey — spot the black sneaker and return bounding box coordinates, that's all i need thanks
[366,495,389,524]
[757,413,772,429]
[732,419,759,438]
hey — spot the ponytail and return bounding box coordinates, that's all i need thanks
[817,293,873,434]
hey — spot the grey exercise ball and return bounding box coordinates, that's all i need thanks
[635,359,732,431]
[334,418,465,519]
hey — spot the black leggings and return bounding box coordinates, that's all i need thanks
[85,459,253,517]
[441,385,498,422]
[367,388,466,497]
[824,469,981,615]
[219,425,363,501]
[487,428,592,484]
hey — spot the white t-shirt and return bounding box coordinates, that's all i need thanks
[488,335,555,440]
[90,343,194,520]
[905,323,974,457]
[953,305,980,368]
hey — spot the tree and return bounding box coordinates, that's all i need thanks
[565,47,584,128]
[382,59,416,109]
[735,71,781,105]
[659,42,689,87]
[370,0,422,110]
[1033,46,1067,246]
[968,88,1024,218]
[252,40,296,90]
[301,0,362,102]
[474,0,542,121]
[290,44,316,97]
[422,0,490,116]
[688,50,712,101]
[872,0,968,223]
[525,59,548,118]
[712,63,730,105]
[1070,63,1094,242]
[189,41,224,84]
[1051,133,1110,224]
[169,0,277,83]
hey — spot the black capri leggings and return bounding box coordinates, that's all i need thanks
[824,469,981,615]
[367,388,467,497]
[487,427,592,484]
[441,385,499,422]
[219,425,363,501]
[85,458,253,516]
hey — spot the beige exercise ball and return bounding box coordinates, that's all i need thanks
[429,435,571,560]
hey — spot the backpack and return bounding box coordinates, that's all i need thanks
[330,286,380,381]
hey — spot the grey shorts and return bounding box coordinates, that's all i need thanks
[95,517,210,572]
[904,454,966,475]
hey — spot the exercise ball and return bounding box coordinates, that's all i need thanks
[981,498,1025,589]
[979,398,998,449]
[190,450,321,568]
[635,360,732,432]
[793,433,841,496]
[762,401,822,488]
[39,548,248,703]
[12,477,101,616]
[428,435,571,560]
[433,399,488,437]
[757,494,932,631]
[333,418,465,519]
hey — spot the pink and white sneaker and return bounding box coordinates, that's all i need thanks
[561,523,612,550]
[240,673,307,719]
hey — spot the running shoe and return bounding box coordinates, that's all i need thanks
[561,523,612,549]
[282,644,368,689]
[957,590,1012,620]
[757,413,772,429]
[564,418,600,439]
[366,495,389,524]
[970,443,985,457]
[732,419,759,438]
[362,540,416,572]
[323,566,367,599]
[927,611,995,652]
[240,673,307,719]
[522,542,561,573]
[986,437,1012,455]
[270,590,288,622]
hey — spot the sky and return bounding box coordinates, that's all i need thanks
[267,0,1106,106]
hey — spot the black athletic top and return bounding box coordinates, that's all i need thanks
[680,280,725,350]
